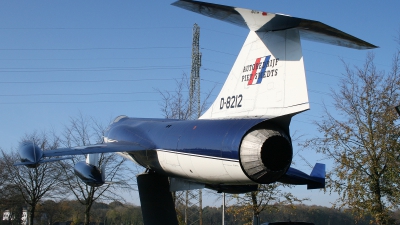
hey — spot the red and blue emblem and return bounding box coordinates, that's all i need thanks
[247,55,271,85]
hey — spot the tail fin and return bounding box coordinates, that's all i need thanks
[172,1,376,119]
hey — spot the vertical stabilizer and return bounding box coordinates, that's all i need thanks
[200,29,309,119]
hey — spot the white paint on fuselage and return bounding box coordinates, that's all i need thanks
[157,149,255,185]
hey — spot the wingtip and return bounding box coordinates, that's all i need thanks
[370,44,379,49]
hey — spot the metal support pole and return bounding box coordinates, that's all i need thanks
[253,214,260,225]
[199,189,202,225]
[185,191,188,225]
[222,192,225,225]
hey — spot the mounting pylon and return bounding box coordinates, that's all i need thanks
[184,23,202,225]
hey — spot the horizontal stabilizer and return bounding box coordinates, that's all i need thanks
[277,163,325,189]
[172,0,377,49]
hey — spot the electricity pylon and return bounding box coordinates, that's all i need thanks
[184,23,202,225]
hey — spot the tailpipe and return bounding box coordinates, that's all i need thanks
[240,126,292,184]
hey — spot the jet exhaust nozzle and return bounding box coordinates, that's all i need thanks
[240,126,292,184]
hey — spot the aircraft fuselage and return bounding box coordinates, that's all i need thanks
[105,116,293,186]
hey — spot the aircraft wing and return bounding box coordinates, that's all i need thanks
[15,141,148,167]
[42,142,146,157]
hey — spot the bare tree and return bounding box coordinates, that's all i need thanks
[59,113,138,225]
[1,132,67,225]
[0,155,26,225]
[157,72,215,120]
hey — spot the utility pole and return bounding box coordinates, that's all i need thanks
[184,23,202,225]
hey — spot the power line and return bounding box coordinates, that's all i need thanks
[0,46,190,51]
[0,90,215,97]
[309,90,331,96]
[200,78,222,85]
[0,78,180,84]
[200,47,236,56]
[201,28,245,38]
[0,99,159,105]
[306,69,343,78]
[0,91,158,97]
[0,65,190,73]
[0,26,192,30]
[0,56,189,61]
[202,67,227,74]
[202,59,232,66]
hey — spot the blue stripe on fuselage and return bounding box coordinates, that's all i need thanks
[105,117,265,160]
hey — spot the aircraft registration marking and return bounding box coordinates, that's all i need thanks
[220,94,243,109]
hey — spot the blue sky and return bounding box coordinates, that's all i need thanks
[1,1,399,207]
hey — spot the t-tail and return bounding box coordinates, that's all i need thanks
[173,0,376,120]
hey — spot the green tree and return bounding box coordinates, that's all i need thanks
[201,206,222,225]
[304,50,400,224]
[227,183,307,225]
[106,201,142,225]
